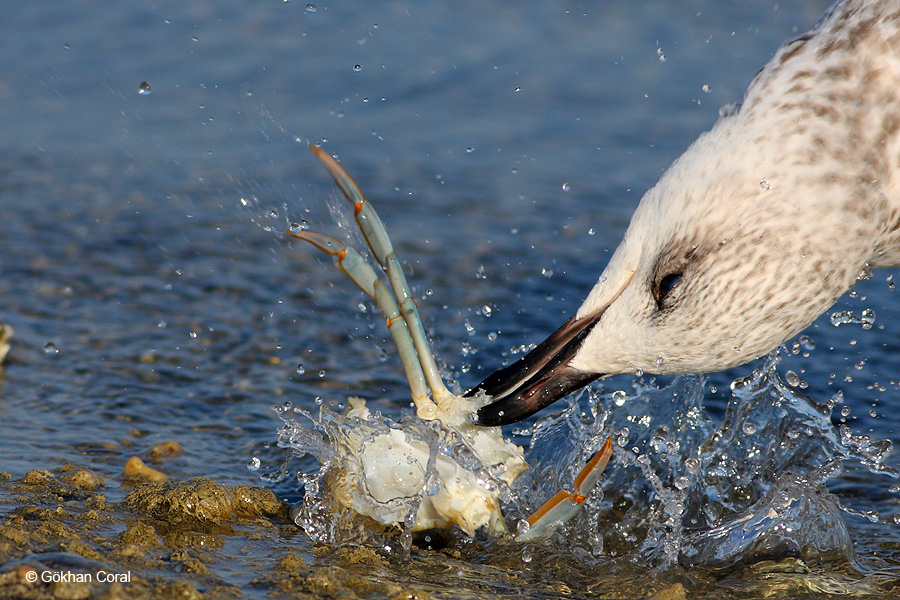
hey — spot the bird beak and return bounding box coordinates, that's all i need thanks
[468,267,635,426]
[467,313,604,426]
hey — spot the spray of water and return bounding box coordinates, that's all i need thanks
[272,348,896,570]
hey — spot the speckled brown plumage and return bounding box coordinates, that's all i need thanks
[569,0,900,376]
[474,0,900,426]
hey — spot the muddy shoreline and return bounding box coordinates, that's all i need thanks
[0,454,445,600]
[3,459,897,600]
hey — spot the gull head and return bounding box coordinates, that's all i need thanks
[472,114,875,426]
[472,0,900,426]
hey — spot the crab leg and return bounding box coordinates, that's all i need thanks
[308,144,454,408]
[287,229,436,413]
[516,437,614,542]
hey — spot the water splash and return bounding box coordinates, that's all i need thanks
[274,399,517,551]
[272,349,896,572]
[581,351,895,569]
[507,350,895,569]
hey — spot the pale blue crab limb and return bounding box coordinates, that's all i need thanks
[309,144,454,407]
[515,437,614,542]
[287,229,435,412]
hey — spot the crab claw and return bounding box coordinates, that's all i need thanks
[516,437,614,542]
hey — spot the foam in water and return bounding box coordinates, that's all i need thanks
[272,347,896,569]
[274,396,525,549]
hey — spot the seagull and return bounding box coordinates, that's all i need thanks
[472,0,900,426]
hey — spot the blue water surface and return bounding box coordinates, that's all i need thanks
[6,1,900,597]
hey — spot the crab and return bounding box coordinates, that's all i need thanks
[287,144,613,541]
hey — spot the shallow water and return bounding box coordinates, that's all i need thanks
[4,0,900,598]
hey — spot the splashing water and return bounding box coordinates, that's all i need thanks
[587,350,894,570]
[274,397,523,550]
[272,347,895,574]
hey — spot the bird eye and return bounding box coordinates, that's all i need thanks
[656,272,683,307]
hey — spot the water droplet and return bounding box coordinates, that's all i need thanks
[588,228,595,236]
[611,390,627,407]
[516,519,531,535]
[289,220,310,233]
[43,342,58,355]
[138,81,152,95]
[561,182,570,191]
[318,369,326,378]
[799,335,815,350]
[487,332,498,341]
[466,147,474,153]
[841,405,852,418]
[760,180,771,191]
[674,476,691,490]
[482,305,492,317]
[634,368,644,377]
[742,421,757,435]
[315,396,324,406]
[269,209,279,219]
[305,3,317,12]
[870,409,878,418]
[861,308,876,329]
[785,370,801,386]
[685,458,700,475]
[247,457,261,471]
[296,364,305,375]
[656,48,666,62]
[353,64,362,72]
[655,355,665,367]
[701,84,710,93]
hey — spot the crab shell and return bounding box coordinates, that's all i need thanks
[327,396,527,536]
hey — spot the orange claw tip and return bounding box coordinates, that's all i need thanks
[516,436,615,541]
[574,436,614,494]
[285,229,343,256]
[308,144,366,207]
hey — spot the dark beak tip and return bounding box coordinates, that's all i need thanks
[474,402,510,427]
[472,366,605,427]
[467,313,606,427]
